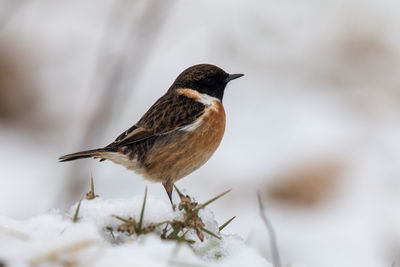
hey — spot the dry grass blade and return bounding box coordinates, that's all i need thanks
[138,187,148,231]
[195,189,231,211]
[111,215,131,223]
[86,174,97,200]
[111,188,153,235]
[173,184,185,200]
[109,188,234,245]
[219,216,236,232]
[73,196,83,223]
[30,240,95,266]
[105,226,115,240]
[257,192,282,267]
[154,220,171,227]
[90,174,94,195]
[200,227,221,240]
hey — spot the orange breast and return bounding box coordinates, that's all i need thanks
[142,100,226,182]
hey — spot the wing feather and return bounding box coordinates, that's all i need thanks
[108,92,205,148]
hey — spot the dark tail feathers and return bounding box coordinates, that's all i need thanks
[59,148,105,162]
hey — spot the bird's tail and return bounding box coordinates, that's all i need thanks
[59,148,106,162]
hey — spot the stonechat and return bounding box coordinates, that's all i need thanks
[59,64,244,203]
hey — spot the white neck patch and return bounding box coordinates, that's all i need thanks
[176,89,221,132]
[176,88,220,106]
[198,92,220,106]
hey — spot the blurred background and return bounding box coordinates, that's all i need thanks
[1,0,400,266]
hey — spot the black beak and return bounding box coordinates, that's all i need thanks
[225,73,244,83]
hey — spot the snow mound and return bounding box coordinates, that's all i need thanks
[0,195,271,267]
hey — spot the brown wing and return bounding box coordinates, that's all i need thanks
[108,91,205,147]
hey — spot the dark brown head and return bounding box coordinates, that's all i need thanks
[168,64,244,101]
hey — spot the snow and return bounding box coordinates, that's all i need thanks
[0,195,271,267]
[1,0,400,266]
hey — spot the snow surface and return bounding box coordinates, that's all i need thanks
[0,195,271,267]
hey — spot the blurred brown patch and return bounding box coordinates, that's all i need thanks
[321,24,400,104]
[267,160,343,206]
[340,30,389,65]
[0,40,37,122]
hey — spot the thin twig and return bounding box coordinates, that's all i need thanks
[81,0,175,147]
[257,192,282,267]
[66,0,174,203]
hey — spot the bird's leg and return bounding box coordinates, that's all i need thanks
[162,180,174,207]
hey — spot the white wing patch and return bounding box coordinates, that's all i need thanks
[180,118,203,132]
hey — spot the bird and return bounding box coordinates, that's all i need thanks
[59,64,243,204]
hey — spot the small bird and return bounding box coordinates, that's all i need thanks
[59,64,243,204]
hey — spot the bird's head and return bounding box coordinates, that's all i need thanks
[169,64,244,101]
